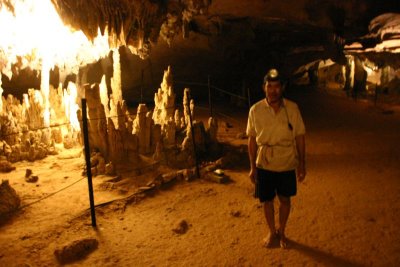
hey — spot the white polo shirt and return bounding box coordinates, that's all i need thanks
[246,98,305,172]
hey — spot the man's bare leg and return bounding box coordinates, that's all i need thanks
[263,200,276,247]
[277,195,291,248]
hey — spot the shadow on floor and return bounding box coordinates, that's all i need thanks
[289,239,363,267]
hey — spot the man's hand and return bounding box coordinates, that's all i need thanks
[295,134,306,182]
[297,163,306,182]
[248,136,258,184]
[249,167,257,184]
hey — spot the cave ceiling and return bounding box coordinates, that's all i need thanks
[48,0,400,76]
[1,0,400,91]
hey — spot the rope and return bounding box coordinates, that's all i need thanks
[17,176,86,210]
[174,80,249,101]
[210,85,248,101]
[12,160,160,212]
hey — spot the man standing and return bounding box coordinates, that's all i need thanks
[247,68,306,248]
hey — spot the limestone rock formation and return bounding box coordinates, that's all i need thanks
[207,117,218,143]
[87,66,220,170]
[84,83,109,160]
[0,180,20,221]
[0,81,81,163]
[0,65,219,176]
[153,66,175,126]
[133,104,152,154]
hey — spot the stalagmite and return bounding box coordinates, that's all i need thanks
[63,82,80,132]
[164,119,176,146]
[49,84,65,126]
[99,75,110,117]
[151,124,162,153]
[111,49,123,105]
[25,89,44,130]
[174,110,181,131]
[133,104,152,154]
[0,65,219,176]
[207,117,218,143]
[110,48,123,129]
[84,83,109,160]
[40,56,51,127]
[153,66,175,126]
[183,88,192,126]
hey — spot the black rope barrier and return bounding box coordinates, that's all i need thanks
[13,160,161,211]
[174,80,249,101]
[17,177,86,210]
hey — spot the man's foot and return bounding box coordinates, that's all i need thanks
[262,231,279,248]
[277,230,288,249]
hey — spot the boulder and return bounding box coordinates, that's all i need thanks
[0,160,16,173]
[54,238,98,264]
[0,180,20,220]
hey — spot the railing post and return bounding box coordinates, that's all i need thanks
[141,69,144,103]
[186,92,200,178]
[208,75,213,117]
[81,98,97,227]
[247,87,251,108]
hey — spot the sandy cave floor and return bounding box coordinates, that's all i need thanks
[1,87,400,266]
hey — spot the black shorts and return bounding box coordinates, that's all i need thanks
[255,168,297,202]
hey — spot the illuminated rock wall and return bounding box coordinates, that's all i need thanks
[84,66,186,166]
[0,84,77,163]
[82,66,219,171]
[0,66,219,173]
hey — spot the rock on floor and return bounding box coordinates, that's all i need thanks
[54,238,98,264]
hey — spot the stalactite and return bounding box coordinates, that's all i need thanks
[48,0,211,58]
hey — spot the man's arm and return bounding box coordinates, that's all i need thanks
[248,136,258,184]
[295,134,306,182]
